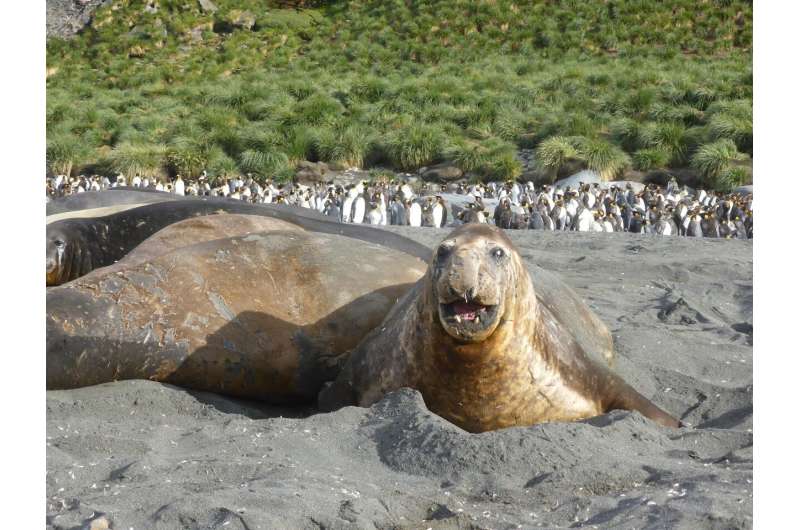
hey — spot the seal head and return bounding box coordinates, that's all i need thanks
[430,224,528,348]
[46,224,91,286]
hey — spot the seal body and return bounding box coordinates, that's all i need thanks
[320,224,679,432]
[46,189,182,216]
[47,231,427,403]
[46,197,432,285]
[115,214,303,268]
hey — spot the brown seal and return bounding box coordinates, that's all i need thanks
[110,213,304,269]
[47,230,427,403]
[319,223,679,432]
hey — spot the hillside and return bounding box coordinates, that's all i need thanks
[46,0,753,188]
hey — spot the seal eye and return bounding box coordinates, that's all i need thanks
[55,239,65,248]
[492,247,505,259]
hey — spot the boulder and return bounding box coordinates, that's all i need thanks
[294,161,330,183]
[198,0,218,14]
[189,22,213,42]
[228,9,256,31]
[602,180,645,193]
[554,169,602,190]
[421,162,463,183]
[128,45,146,58]
[46,0,112,39]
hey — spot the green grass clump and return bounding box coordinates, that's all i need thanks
[386,124,447,171]
[46,133,89,176]
[316,125,373,168]
[575,138,631,181]
[46,1,752,184]
[691,139,749,190]
[535,136,579,181]
[107,142,168,177]
[633,148,671,171]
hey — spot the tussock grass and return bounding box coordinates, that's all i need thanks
[46,1,752,182]
[691,139,749,189]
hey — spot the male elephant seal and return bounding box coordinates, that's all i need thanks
[47,230,427,403]
[46,188,182,217]
[46,198,432,285]
[319,224,679,432]
[111,214,303,269]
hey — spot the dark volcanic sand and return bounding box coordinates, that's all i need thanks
[46,228,753,529]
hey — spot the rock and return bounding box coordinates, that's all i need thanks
[198,0,218,13]
[189,22,213,42]
[143,1,158,14]
[519,168,546,184]
[46,0,112,39]
[294,161,330,183]
[128,45,146,58]
[554,169,602,190]
[228,9,256,31]
[421,162,463,183]
[602,180,645,193]
[88,515,111,530]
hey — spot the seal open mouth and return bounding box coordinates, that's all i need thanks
[438,300,499,339]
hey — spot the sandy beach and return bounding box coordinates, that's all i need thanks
[46,227,752,529]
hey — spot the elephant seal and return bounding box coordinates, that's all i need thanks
[47,230,427,403]
[46,189,181,216]
[46,198,432,285]
[114,214,303,269]
[319,224,679,432]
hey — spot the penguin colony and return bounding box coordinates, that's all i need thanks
[46,172,752,238]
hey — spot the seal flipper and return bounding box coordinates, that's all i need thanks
[537,302,680,429]
[600,373,681,428]
[318,282,423,412]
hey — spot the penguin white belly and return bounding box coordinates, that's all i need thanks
[409,203,422,227]
[576,211,593,232]
[557,209,567,228]
[342,197,354,223]
[566,201,578,218]
[352,197,366,224]
[433,204,443,228]
[366,209,379,224]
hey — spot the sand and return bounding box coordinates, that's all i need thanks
[46,227,752,529]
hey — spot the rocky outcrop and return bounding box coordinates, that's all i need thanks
[46,0,111,39]
[198,0,218,14]
[294,160,330,183]
[420,162,463,183]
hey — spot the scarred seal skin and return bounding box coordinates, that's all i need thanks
[46,197,433,286]
[46,188,182,217]
[319,223,679,432]
[46,230,427,403]
[110,214,304,269]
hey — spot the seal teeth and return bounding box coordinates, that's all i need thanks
[475,315,481,324]
[455,315,462,323]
